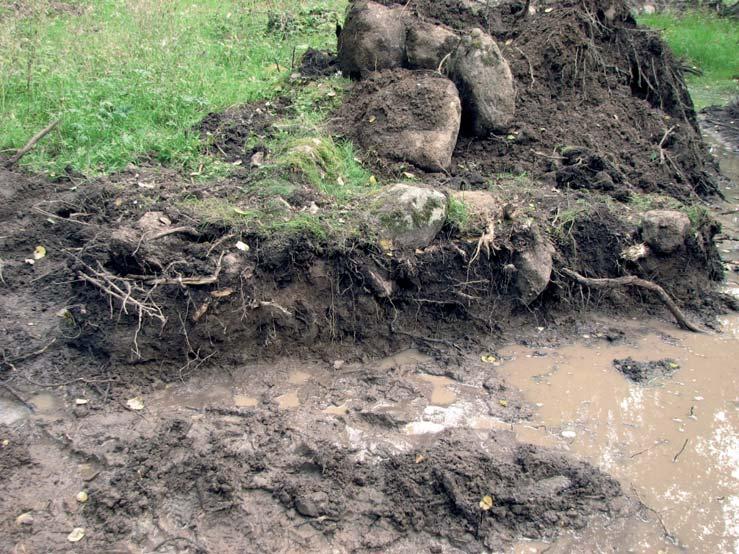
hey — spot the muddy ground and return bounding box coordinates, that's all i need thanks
[1,0,738,552]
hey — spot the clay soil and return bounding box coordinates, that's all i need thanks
[0,0,736,552]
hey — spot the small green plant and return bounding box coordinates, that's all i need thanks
[447,196,470,231]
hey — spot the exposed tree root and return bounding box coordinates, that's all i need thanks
[561,268,703,333]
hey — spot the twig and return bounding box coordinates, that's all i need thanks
[658,125,677,164]
[145,226,199,242]
[5,120,59,167]
[631,485,678,545]
[8,339,57,363]
[561,268,702,333]
[0,382,35,412]
[672,438,689,463]
[515,46,536,86]
[630,439,668,459]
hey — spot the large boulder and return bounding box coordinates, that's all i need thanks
[373,184,448,249]
[641,210,691,254]
[450,28,515,135]
[405,21,459,70]
[338,1,407,78]
[512,227,555,305]
[355,71,462,172]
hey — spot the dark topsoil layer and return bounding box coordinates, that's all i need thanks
[336,0,719,200]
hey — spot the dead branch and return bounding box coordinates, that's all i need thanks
[145,226,199,242]
[561,268,702,333]
[136,252,224,286]
[5,120,59,168]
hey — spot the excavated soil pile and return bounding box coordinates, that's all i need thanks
[334,0,718,200]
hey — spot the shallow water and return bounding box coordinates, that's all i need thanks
[500,315,739,552]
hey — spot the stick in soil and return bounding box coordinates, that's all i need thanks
[561,268,702,333]
[4,120,59,168]
[673,438,689,463]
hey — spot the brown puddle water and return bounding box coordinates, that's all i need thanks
[499,316,739,553]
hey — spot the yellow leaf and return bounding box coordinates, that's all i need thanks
[369,175,377,185]
[67,528,85,542]
[368,115,376,123]
[379,239,394,252]
[499,399,508,407]
[33,246,46,260]
[479,495,493,511]
[76,491,88,503]
[480,354,497,364]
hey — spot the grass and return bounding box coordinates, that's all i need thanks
[0,0,347,176]
[638,10,739,109]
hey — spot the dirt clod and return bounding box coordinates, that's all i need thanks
[613,357,680,382]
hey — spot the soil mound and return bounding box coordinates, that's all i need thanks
[335,0,719,200]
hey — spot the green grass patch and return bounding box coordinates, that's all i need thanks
[0,0,347,176]
[639,10,739,108]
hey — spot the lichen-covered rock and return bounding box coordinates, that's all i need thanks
[373,184,448,249]
[641,209,690,254]
[355,71,461,171]
[338,1,407,78]
[513,227,555,305]
[405,21,459,70]
[450,28,515,135]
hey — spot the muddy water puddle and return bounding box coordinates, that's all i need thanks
[500,316,739,553]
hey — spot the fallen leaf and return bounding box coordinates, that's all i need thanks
[402,171,416,179]
[16,513,34,526]
[479,495,494,511]
[34,246,47,260]
[499,399,508,407]
[369,175,377,185]
[368,115,376,123]
[235,241,250,252]
[76,491,88,503]
[75,398,89,405]
[415,454,426,464]
[125,397,144,411]
[480,354,497,364]
[67,528,85,542]
[233,207,251,216]
[337,176,345,186]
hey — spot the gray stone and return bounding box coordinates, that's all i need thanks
[450,28,515,135]
[373,184,448,249]
[513,227,555,305]
[641,209,690,254]
[405,21,459,70]
[338,1,407,78]
[356,71,461,172]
